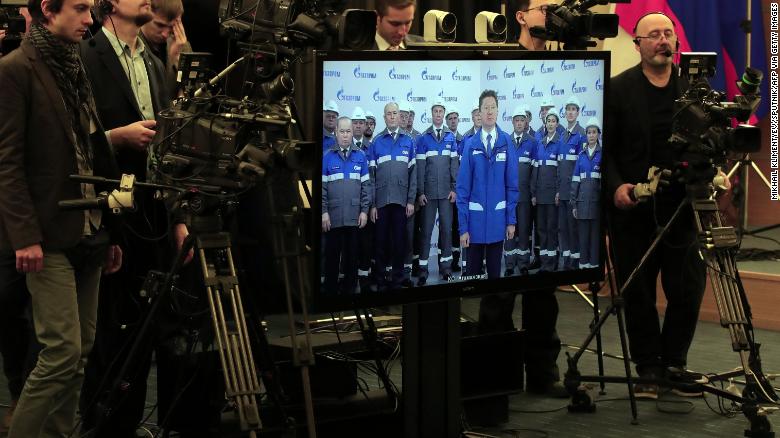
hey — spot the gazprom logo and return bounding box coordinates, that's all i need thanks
[389,67,410,80]
[595,78,604,91]
[497,94,507,101]
[530,86,543,98]
[421,68,442,81]
[559,107,566,118]
[407,88,427,103]
[581,105,597,117]
[512,87,525,100]
[503,66,516,79]
[521,65,534,76]
[336,86,360,102]
[324,70,341,78]
[584,59,600,68]
[353,65,376,79]
[486,68,498,81]
[502,110,513,122]
[561,60,575,71]
[420,111,432,124]
[550,83,564,96]
[540,62,554,74]
[438,89,458,102]
[373,89,394,102]
[571,81,587,94]
[452,68,472,81]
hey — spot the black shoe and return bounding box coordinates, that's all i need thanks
[412,261,420,277]
[452,263,461,272]
[504,269,514,277]
[519,268,529,276]
[666,366,706,397]
[417,276,427,286]
[401,278,413,288]
[440,273,452,281]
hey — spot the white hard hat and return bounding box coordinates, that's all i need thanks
[512,105,530,118]
[585,117,601,132]
[398,101,411,113]
[323,100,339,114]
[540,99,554,109]
[545,108,560,122]
[365,110,376,120]
[445,106,459,117]
[431,100,446,111]
[351,107,367,120]
[563,96,581,110]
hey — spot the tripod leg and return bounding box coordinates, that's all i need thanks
[590,282,607,396]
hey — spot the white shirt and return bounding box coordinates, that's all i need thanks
[480,127,497,146]
[375,32,406,50]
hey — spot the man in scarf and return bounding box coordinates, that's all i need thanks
[0,0,123,436]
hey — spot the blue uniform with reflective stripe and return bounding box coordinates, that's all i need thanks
[571,143,602,269]
[367,129,417,208]
[322,145,371,228]
[323,128,336,153]
[456,127,519,244]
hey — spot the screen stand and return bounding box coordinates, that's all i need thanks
[402,300,461,437]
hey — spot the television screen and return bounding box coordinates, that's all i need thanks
[315,49,609,311]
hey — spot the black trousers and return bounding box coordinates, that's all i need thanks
[375,204,408,287]
[466,242,503,279]
[0,252,37,400]
[609,200,706,376]
[324,226,360,294]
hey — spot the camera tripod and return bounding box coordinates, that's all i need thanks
[564,184,779,437]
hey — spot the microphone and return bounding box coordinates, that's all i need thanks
[663,49,677,57]
[86,27,96,46]
[58,196,109,211]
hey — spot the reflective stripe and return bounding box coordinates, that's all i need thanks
[544,160,558,166]
[360,174,370,182]
[349,172,361,180]
[440,255,453,262]
[590,172,601,179]
[532,161,540,167]
[426,150,439,158]
[451,247,459,252]
[408,159,415,168]
[468,202,484,211]
[412,255,419,260]
[395,155,409,163]
[539,250,549,256]
[358,269,370,277]
[403,263,413,269]
[324,174,344,182]
[386,266,392,272]
[519,156,532,163]
[580,172,588,179]
[548,250,558,256]
[369,160,377,167]
[572,175,581,182]
[377,155,391,164]
[563,250,571,257]
[566,154,578,160]
[472,149,484,155]
[495,200,506,210]
[571,252,580,259]
[518,249,530,255]
[419,259,429,266]
[416,154,426,160]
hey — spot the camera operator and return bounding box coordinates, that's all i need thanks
[79,0,176,433]
[0,0,123,435]
[605,12,707,400]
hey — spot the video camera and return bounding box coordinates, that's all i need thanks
[0,1,26,55]
[530,0,628,50]
[667,52,762,187]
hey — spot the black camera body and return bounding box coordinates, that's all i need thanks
[668,52,762,186]
[530,0,628,49]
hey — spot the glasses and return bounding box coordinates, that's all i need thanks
[635,29,676,42]
[522,4,549,14]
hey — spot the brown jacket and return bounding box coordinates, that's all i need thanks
[0,39,118,251]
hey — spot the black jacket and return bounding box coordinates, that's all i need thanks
[80,28,170,180]
[604,63,689,208]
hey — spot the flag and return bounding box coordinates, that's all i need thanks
[615,0,768,120]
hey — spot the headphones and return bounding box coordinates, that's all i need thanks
[631,11,680,51]
[94,0,114,18]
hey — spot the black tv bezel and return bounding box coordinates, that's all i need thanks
[312,48,610,312]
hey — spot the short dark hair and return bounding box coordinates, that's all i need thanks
[151,0,183,21]
[478,89,498,110]
[28,0,64,25]
[375,0,415,17]
[509,0,530,13]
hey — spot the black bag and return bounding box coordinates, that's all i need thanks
[63,230,110,270]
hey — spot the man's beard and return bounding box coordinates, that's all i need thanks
[134,11,154,27]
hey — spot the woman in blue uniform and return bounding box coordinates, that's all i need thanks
[530,109,564,272]
[571,117,602,269]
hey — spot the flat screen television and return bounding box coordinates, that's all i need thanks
[314,48,609,312]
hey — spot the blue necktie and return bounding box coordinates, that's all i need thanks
[486,133,492,156]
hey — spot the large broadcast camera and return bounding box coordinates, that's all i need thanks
[530,0,628,49]
[667,52,762,188]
